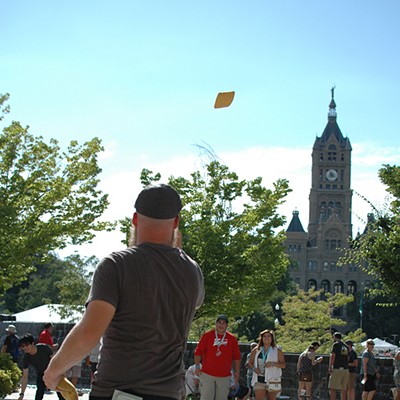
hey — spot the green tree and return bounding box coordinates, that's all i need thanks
[0,253,96,316]
[342,164,400,298]
[125,161,292,321]
[1,253,67,313]
[231,270,298,341]
[274,289,364,353]
[0,94,112,294]
[54,253,97,321]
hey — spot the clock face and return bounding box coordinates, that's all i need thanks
[326,169,338,181]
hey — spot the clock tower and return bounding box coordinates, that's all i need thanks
[285,89,369,318]
[308,87,352,247]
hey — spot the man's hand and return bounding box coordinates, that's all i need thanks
[43,368,64,391]
[234,371,240,382]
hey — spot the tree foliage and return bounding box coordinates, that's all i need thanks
[53,253,96,321]
[129,161,292,320]
[0,352,22,397]
[0,94,113,294]
[0,253,96,317]
[274,289,365,353]
[342,164,400,298]
[1,253,66,313]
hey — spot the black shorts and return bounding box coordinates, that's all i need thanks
[362,375,376,392]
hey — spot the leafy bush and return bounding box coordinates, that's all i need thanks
[0,353,22,398]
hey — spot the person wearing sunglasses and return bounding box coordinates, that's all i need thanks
[361,339,380,400]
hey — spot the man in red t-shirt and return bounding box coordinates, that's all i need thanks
[194,315,241,400]
[39,323,57,350]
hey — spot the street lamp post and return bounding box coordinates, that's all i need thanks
[274,304,281,326]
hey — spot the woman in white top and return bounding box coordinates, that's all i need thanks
[248,329,286,400]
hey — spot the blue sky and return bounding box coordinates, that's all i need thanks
[1,1,399,258]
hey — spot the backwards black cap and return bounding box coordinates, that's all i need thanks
[134,184,182,219]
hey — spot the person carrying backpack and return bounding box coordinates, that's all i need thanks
[1,324,20,363]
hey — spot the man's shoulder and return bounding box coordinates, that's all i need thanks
[37,343,52,353]
[102,245,178,264]
[307,350,315,359]
[39,330,50,339]
[201,329,215,338]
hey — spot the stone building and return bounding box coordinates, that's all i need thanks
[285,90,370,320]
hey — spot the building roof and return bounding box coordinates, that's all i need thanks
[286,210,306,233]
[313,90,352,150]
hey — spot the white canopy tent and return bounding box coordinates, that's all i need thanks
[361,337,398,353]
[13,304,83,323]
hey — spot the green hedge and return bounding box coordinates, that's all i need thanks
[0,353,22,398]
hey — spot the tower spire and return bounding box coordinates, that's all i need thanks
[328,85,337,120]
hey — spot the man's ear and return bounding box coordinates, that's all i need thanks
[132,212,138,226]
[173,216,180,229]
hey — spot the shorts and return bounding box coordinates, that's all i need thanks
[254,382,267,391]
[347,372,356,389]
[362,375,376,392]
[254,381,280,393]
[329,368,349,390]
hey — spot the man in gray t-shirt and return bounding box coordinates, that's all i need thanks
[44,184,204,400]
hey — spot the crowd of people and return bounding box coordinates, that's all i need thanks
[1,184,400,400]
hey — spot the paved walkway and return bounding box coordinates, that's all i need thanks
[5,386,90,400]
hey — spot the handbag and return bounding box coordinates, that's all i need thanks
[268,378,281,392]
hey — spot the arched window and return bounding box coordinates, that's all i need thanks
[307,279,317,290]
[334,280,344,294]
[321,280,330,293]
[348,281,357,295]
[320,201,327,222]
[328,201,334,218]
[325,230,342,251]
[336,202,342,218]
